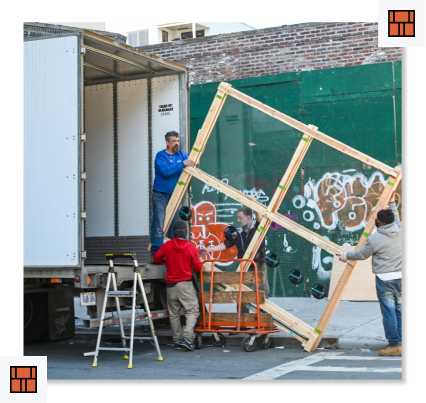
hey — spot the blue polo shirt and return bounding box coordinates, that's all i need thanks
[153,150,189,195]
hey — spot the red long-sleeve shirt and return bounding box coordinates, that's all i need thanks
[153,238,202,283]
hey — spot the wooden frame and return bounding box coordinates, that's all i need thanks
[163,82,402,352]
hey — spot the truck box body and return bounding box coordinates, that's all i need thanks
[24,30,189,341]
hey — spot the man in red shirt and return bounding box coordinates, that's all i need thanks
[153,221,202,351]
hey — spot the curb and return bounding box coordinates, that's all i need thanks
[74,330,338,350]
[336,337,388,350]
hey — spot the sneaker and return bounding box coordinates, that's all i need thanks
[378,344,402,356]
[180,338,194,351]
[173,342,182,350]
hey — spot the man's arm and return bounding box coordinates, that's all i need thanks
[155,153,185,178]
[388,192,401,227]
[190,245,203,272]
[247,195,262,222]
[199,243,227,257]
[152,244,166,264]
[341,238,375,261]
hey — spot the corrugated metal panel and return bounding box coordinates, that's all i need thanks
[84,236,150,265]
[189,62,402,297]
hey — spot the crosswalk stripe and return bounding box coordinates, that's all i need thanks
[244,352,401,380]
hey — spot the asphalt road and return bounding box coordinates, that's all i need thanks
[24,338,402,380]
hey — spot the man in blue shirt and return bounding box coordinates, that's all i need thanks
[150,131,194,260]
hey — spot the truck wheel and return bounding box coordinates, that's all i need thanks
[24,293,48,343]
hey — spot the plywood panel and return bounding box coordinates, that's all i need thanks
[197,271,264,284]
[198,291,265,304]
[198,313,273,327]
[328,246,377,301]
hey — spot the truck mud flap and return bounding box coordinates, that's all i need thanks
[48,289,75,340]
[24,293,48,343]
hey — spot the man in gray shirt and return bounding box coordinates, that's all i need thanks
[338,192,402,356]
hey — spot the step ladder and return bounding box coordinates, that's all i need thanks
[89,253,163,368]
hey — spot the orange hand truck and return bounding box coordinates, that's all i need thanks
[194,259,279,352]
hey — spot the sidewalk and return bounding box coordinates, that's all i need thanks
[74,297,388,350]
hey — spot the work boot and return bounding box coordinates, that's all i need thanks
[378,344,402,356]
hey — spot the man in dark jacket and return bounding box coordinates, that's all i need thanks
[338,192,402,356]
[153,221,202,351]
[199,197,268,299]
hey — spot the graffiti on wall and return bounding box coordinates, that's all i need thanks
[292,169,402,232]
[191,168,401,277]
[190,201,238,265]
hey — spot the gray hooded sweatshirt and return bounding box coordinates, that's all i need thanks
[346,202,402,275]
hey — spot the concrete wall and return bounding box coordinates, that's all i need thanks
[136,22,402,85]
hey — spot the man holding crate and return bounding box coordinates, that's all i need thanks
[337,192,402,356]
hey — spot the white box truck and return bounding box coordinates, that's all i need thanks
[24,29,190,342]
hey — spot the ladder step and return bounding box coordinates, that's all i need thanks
[106,291,133,297]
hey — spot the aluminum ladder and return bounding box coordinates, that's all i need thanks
[90,253,163,368]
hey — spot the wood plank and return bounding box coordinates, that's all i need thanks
[308,168,402,351]
[198,291,265,304]
[219,83,397,176]
[197,271,264,284]
[197,313,273,327]
[268,127,316,213]
[186,166,349,257]
[329,247,377,301]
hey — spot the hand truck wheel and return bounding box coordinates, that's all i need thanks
[211,333,226,347]
[242,335,257,352]
[194,333,202,349]
[257,334,271,349]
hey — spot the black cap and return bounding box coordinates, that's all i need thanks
[377,209,394,224]
[173,221,187,231]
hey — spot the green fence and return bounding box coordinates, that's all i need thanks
[189,61,402,297]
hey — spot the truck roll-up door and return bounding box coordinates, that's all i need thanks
[24,36,81,267]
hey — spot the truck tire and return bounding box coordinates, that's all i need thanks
[24,293,48,343]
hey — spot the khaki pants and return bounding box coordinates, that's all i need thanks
[166,281,199,343]
[241,262,269,313]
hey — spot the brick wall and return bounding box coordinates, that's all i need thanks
[137,22,402,85]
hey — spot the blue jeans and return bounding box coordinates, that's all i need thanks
[376,276,402,347]
[150,192,180,256]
